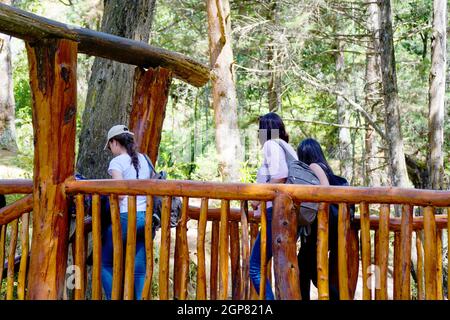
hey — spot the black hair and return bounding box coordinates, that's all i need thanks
[258,112,289,144]
[109,133,140,179]
[0,194,5,209]
[297,138,334,177]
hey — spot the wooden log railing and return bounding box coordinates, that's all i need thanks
[63,179,450,300]
[327,207,449,300]
[1,179,450,300]
[0,190,32,300]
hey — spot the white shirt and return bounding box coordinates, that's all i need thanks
[256,139,298,210]
[108,153,151,213]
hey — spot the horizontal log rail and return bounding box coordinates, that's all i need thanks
[0,195,33,225]
[0,179,32,194]
[353,214,448,231]
[64,178,450,206]
[0,3,209,87]
[3,178,450,207]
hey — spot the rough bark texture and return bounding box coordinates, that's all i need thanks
[0,0,17,152]
[364,0,383,187]
[272,193,301,300]
[77,0,156,179]
[26,38,78,299]
[266,1,282,113]
[207,0,243,182]
[427,0,447,190]
[129,67,172,164]
[379,0,410,188]
[335,38,352,181]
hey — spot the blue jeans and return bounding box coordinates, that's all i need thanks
[101,211,147,300]
[249,207,274,300]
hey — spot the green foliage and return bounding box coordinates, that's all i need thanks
[7,0,449,189]
[189,144,220,182]
[12,52,32,122]
[239,160,257,184]
[14,0,43,12]
[11,47,34,177]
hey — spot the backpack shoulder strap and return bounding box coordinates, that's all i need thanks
[143,153,157,177]
[272,139,297,163]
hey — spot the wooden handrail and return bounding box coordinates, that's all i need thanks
[0,179,32,194]
[3,178,450,207]
[0,195,33,225]
[0,4,210,87]
[64,178,450,206]
[188,205,259,222]
[353,214,448,231]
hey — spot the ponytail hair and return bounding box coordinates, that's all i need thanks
[109,133,140,179]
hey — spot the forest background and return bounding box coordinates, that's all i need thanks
[0,0,449,300]
[0,0,448,191]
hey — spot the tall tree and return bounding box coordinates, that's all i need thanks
[427,0,447,190]
[266,0,282,112]
[335,32,352,181]
[206,0,242,182]
[0,0,17,152]
[379,0,410,188]
[77,0,157,178]
[364,0,383,187]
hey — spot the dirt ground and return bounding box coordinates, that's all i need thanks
[0,150,27,179]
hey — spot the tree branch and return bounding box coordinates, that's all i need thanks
[215,0,227,45]
[284,118,366,130]
[291,64,387,141]
[58,0,73,6]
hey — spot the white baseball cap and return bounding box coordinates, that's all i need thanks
[104,124,135,150]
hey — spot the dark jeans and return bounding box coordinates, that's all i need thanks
[297,214,340,300]
[101,211,151,300]
[249,207,275,300]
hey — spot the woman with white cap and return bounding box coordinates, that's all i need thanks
[102,124,152,300]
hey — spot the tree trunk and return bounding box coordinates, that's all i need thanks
[266,0,282,113]
[206,0,242,182]
[427,0,447,190]
[0,0,17,152]
[364,0,383,187]
[335,36,352,181]
[76,0,157,179]
[379,0,410,189]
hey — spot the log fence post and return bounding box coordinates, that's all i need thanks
[272,193,301,300]
[26,38,78,299]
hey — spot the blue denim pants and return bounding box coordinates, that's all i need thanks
[249,207,274,300]
[101,211,147,300]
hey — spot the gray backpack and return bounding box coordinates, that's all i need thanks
[272,140,320,236]
[143,154,182,229]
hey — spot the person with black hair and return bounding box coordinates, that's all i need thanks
[296,138,352,300]
[102,124,152,300]
[249,112,300,300]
